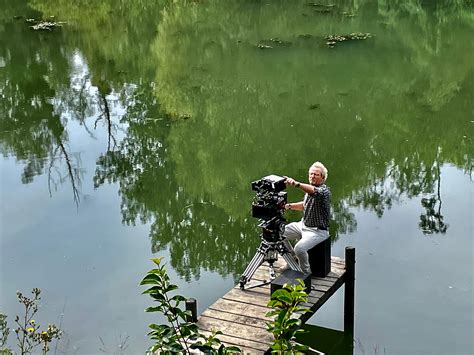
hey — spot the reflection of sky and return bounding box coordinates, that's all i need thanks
[313,165,473,354]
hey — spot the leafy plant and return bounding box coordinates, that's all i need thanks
[140,257,240,354]
[1,289,62,355]
[266,280,311,353]
[0,313,12,354]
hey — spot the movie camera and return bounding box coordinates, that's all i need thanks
[251,175,287,241]
[240,175,302,289]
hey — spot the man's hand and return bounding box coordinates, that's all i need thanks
[284,176,298,187]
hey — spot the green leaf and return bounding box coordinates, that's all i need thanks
[141,286,163,295]
[267,299,283,308]
[140,273,162,285]
[145,306,162,313]
[271,289,290,299]
[275,294,292,304]
[294,343,310,351]
[148,323,167,331]
[151,257,164,266]
[285,319,301,327]
[192,344,214,352]
[276,308,289,324]
[165,284,179,292]
[225,346,242,353]
[170,294,187,302]
[149,344,160,353]
[265,310,280,318]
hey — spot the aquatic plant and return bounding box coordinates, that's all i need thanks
[141,257,240,354]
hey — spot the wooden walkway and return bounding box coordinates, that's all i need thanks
[196,248,355,354]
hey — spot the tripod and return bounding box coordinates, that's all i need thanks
[239,232,302,290]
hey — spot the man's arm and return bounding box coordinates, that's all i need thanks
[284,201,304,211]
[284,177,316,195]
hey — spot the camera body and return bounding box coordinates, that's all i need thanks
[251,175,287,219]
[251,175,287,242]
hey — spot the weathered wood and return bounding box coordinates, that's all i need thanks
[200,308,268,329]
[204,298,269,321]
[198,315,274,346]
[186,298,198,322]
[196,256,352,353]
[199,329,269,353]
[344,246,355,336]
[223,287,269,305]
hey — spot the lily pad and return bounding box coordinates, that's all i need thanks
[325,32,373,47]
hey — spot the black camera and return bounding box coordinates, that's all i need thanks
[251,175,287,220]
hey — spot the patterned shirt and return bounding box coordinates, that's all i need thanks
[303,184,331,229]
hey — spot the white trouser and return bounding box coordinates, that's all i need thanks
[283,220,329,274]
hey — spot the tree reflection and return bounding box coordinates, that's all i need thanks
[0,4,84,204]
[2,0,472,280]
[93,84,260,279]
[418,156,448,234]
[152,0,471,240]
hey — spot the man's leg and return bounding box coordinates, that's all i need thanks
[294,227,329,274]
[282,221,303,255]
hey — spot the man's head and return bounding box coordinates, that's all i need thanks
[308,161,328,186]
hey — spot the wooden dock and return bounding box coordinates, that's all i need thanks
[195,247,355,354]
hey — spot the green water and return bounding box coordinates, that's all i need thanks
[1,0,472,354]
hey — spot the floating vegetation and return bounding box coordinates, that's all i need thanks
[325,32,373,47]
[256,38,291,50]
[26,17,66,31]
[307,2,336,14]
[341,12,355,18]
[307,3,336,8]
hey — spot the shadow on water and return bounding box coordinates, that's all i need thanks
[297,324,354,355]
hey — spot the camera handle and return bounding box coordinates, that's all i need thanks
[239,238,302,290]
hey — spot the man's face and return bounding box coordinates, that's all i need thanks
[308,166,324,186]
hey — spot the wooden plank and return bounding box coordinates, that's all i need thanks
[196,255,349,353]
[311,283,332,292]
[200,308,268,329]
[198,316,274,346]
[199,329,269,353]
[223,287,269,305]
[204,298,269,321]
[311,278,337,287]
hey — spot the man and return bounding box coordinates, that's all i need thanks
[283,161,331,274]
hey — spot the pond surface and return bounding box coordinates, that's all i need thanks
[0,0,472,354]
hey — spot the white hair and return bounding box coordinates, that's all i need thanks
[311,161,328,182]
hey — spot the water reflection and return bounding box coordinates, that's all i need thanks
[1,0,472,281]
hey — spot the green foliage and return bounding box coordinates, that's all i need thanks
[0,313,12,354]
[140,257,240,354]
[266,280,311,353]
[0,289,62,355]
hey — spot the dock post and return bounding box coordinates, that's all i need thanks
[186,298,198,322]
[344,246,355,336]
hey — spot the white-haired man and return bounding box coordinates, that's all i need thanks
[283,162,331,274]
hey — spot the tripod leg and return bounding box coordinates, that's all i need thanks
[278,240,304,272]
[281,253,303,272]
[239,243,269,289]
